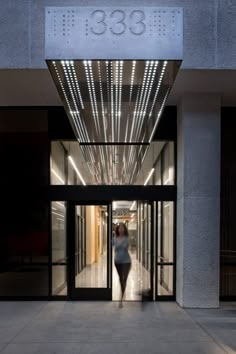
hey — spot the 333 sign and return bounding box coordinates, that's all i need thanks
[89,9,146,36]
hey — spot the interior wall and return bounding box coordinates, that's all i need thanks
[86,206,95,265]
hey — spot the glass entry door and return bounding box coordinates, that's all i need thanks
[68,202,112,300]
[112,201,154,301]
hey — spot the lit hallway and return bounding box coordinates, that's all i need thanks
[74,251,169,300]
[0,301,235,353]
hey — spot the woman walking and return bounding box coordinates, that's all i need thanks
[113,223,131,307]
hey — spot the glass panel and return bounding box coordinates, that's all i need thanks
[52,265,67,295]
[163,142,175,185]
[112,201,151,301]
[68,159,74,185]
[157,265,173,296]
[155,158,162,185]
[0,200,49,296]
[156,201,175,297]
[220,265,236,297]
[51,202,66,262]
[0,265,48,296]
[50,142,65,185]
[157,201,174,264]
[51,201,67,296]
[162,202,174,263]
[75,205,107,288]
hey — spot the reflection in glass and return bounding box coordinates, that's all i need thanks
[51,201,67,295]
[75,205,107,288]
[52,265,67,295]
[50,142,65,185]
[156,200,174,297]
[162,202,174,263]
[157,265,173,295]
[163,142,175,185]
[155,158,162,185]
[220,264,236,297]
[0,200,49,296]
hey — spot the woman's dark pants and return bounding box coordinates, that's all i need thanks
[115,263,131,296]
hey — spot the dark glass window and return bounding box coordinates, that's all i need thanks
[0,128,49,297]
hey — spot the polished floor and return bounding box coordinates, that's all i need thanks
[75,250,169,300]
[0,301,235,353]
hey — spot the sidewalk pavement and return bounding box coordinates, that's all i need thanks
[0,301,235,353]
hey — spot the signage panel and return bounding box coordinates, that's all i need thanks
[45,7,183,60]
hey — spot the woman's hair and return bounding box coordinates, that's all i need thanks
[115,222,129,237]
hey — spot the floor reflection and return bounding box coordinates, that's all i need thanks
[60,250,170,298]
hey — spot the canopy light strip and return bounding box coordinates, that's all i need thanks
[47,59,181,184]
[144,168,155,186]
[68,155,86,186]
[47,60,181,145]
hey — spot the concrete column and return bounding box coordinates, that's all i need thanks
[176,93,221,308]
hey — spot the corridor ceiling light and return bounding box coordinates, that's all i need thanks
[130,201,136,211]
[68,155,86,186]
[56,201,65,208]
[52,211,64,218]
[51,168,65,184]
[144,168,155,186]
[57,217,64,221]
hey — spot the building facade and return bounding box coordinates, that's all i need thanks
[0,0,236,307]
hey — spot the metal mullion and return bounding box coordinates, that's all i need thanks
[108,202,112,290]
[157,263,174,266]
[150,201,155,300]
[49,201,52,297]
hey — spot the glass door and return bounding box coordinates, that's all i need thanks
[112,201,154,301]
[156,201,175,299]
[138,201,154,300]
[68,202,112,300]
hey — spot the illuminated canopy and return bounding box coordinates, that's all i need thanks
[45,7,183,184]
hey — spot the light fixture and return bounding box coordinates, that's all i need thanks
[52,211,64,218]
[68,155,86,186]
[130,201,136,211]
[51,168,65,184]
[144,168,155,186]
[48,60,181,184]
[56,201,65,208]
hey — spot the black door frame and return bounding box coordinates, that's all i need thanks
[67,201,112,300]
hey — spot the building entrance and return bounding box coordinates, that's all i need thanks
[63,192,175,301]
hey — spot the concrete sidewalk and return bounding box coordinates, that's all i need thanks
[0,301,235,354]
